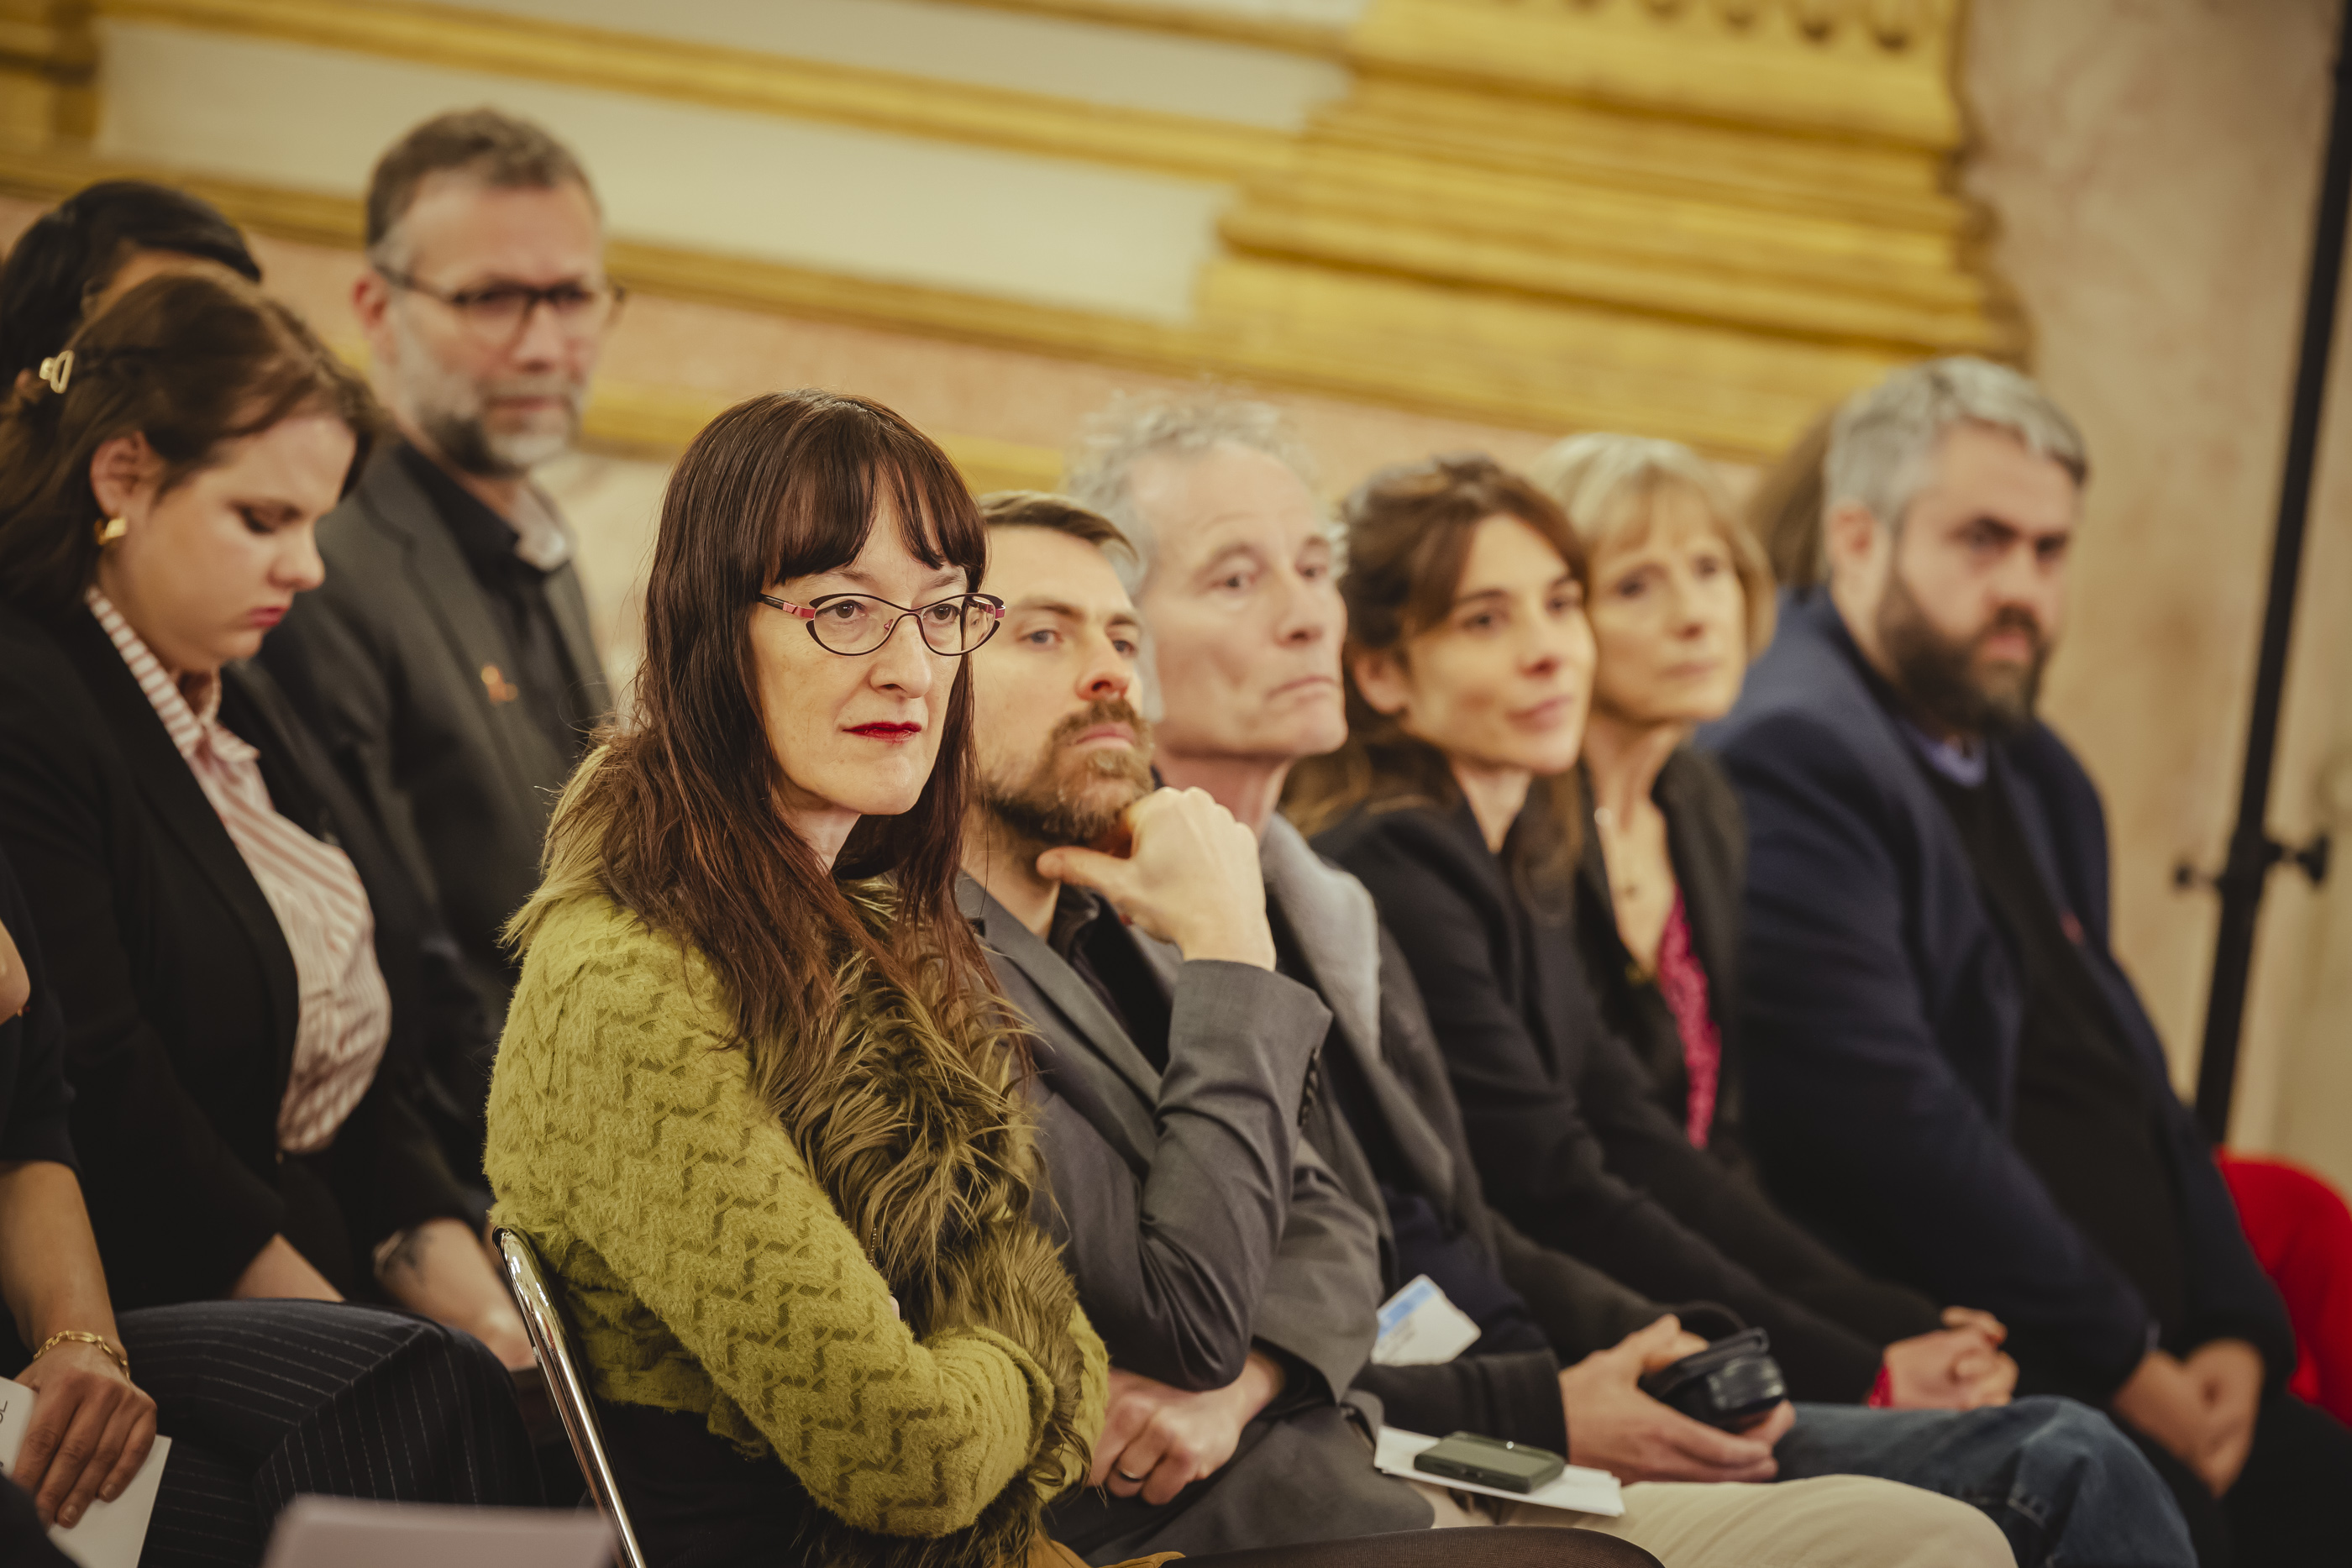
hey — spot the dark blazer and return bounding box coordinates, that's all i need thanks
[1571,755,1945,1348]
[965,876,1433,1559]
[0,601,472,1309]
[262,448,608,1020]
[1707,590,2293,1396]
[1572,751,1751,1171]
[1258,817,1660,1447]
[1316,794,1935,1401]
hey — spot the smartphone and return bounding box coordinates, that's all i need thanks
[1410,1430,1566,1494]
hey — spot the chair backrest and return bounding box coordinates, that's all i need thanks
[494,1227,651,1568]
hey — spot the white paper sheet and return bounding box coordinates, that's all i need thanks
[1373,1275,1484,1366]
[0,1375,172,1568]
[1376,1426,1625,1518]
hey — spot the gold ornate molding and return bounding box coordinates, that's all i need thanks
[1202,0,2013,443]
[309,338,1067,490]
[5,0,2018,456]
[0,1,97,144]
[1350,0,1964,146]
[577,375,1063,492]
[0,139,1922,455]
[97,0,1291,184]
[928,0,1347,56]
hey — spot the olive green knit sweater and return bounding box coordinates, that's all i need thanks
[486,892,1105,1555]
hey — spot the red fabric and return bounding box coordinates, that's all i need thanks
[1654,894,1722,1148]
[1866,1363,1893,1409]
[2218,1151,2352,1424]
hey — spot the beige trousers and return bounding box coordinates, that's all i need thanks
[1413,1475,2016,1568]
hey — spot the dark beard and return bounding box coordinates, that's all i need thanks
[1876,567,2048,739]
[982,697,1156,849]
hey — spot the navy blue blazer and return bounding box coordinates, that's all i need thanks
[1706,590,2290,1397]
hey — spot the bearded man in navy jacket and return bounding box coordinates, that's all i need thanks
[1709,357,2349,1566]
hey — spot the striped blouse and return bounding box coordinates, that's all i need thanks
[88,589,391,1154]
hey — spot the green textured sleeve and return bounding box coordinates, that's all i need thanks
[494,908,1061,1537]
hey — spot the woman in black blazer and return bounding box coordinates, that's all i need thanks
[0,272,528,1365]
[1525,435,1772,1177]
[1289,453,2013,1408]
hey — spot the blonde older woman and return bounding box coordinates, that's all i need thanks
[1522,435,1772,1169]
[1531,435,2019,1356]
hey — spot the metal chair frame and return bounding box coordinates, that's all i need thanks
[494,1226,651,1568]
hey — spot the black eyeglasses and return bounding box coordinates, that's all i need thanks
[376,266,627,342]
[757,591,1005,656]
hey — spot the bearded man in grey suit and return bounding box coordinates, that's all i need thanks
[958,491,2022,1568]
[264,111,617,1165]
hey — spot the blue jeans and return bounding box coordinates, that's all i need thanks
[1777,1398,2193,1568]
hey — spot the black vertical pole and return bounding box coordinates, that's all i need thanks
[2192,1,2352,1144]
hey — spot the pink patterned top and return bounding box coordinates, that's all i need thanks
[1654,892,1721,1148]
[89,588,391,1154]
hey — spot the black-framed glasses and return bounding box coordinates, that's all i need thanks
[757,591,1005,656]
[376,266,627,342]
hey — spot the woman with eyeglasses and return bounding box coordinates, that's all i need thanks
[481,388,1124,1568]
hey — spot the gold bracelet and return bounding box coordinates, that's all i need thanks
[30,1330,129,1378]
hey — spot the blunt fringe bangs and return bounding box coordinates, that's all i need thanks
[514,390,1000,1081]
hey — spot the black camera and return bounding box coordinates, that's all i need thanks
[1637,1325,1788,1431]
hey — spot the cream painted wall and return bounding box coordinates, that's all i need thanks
[1964,0,2352,1181]
[459,0,1352,129]
[95,21,1232,320]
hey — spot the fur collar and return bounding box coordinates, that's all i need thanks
[766,886,1089,1568]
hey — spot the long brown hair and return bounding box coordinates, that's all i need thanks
[1284,452,1590,906]
[513,390,997,1079]
[0,270,377,612]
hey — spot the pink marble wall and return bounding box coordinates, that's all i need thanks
[1962,0,2352,1178]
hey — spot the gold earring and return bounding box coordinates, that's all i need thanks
[93,517,127,547]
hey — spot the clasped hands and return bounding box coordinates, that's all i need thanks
[1089,1350,1288,1506]
[2113,1338,2263,1497]
[1562,1306,2015,1487]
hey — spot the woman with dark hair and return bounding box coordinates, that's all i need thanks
[0,270,545,1562]
[0,181,260,389]
[484,389,1101,1568]
[1287,454,2014,1412]
[0,270,533,1346]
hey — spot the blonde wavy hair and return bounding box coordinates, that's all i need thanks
[1525,432,1777,658]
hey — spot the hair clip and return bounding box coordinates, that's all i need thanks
[36,351,71,396]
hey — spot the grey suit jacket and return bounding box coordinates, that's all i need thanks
[264,449,608,1017]
[963,877,1431,1558]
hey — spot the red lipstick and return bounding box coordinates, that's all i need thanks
[848,722,921,742]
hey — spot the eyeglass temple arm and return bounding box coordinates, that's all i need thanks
[756,594,1001,621]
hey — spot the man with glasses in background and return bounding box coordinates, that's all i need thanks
[265,108,618,1178]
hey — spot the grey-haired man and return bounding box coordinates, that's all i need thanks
[1713,356,2350,1565]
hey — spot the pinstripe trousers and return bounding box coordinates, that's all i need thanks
[117,1299,545,1567]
